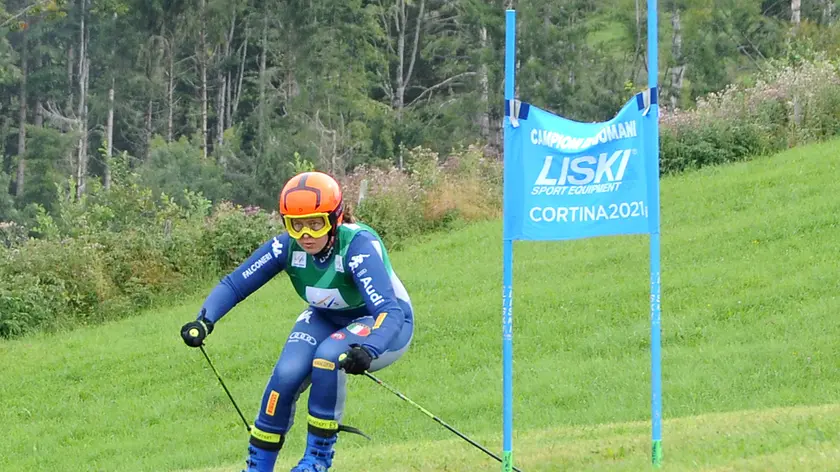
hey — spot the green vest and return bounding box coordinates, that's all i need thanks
[284,222,394,311]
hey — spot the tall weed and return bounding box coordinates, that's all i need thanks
[661,57,840,172]
[342,144,502,248]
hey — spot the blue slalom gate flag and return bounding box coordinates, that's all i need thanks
[501,7,663,471]
[503,92,658,242]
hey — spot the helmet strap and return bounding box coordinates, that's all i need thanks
[314,240,335,262]
[315,228,339,262]
[321,200,343,256]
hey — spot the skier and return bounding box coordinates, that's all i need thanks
[180,171,414,472]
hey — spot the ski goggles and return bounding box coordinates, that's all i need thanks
[283,213,332,239]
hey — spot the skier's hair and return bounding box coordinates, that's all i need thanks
[342,204,356,223]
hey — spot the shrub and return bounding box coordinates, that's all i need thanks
[0,221,28,248]
[0,163,282,339]
[343,163,428,247]
[341,144,502,248]
[201,202,284,273]
[0,271,65,338]
[141,135,233,206]
[660,56,840,173]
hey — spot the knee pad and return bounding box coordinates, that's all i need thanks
[249,425,286,451]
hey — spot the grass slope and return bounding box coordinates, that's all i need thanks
[1,140,839,471]
[189,404,840,472]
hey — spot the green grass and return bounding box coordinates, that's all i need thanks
[1,139,839,471]
[188,404,840,471]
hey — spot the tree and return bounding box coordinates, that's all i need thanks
[15,11,27,198]
[1,0,836,218]
[669,0,686,108]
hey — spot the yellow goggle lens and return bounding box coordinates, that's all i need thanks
[283,214,332,239]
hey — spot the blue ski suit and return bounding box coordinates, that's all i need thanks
[198,222,414,441]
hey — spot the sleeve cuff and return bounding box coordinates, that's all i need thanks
[361,344,380,359]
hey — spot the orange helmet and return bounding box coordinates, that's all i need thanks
[279,171,344,239]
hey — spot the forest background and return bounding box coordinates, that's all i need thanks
[2,0,840,338]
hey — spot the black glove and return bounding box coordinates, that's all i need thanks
[180,316,214,347]
[339,344,373,375]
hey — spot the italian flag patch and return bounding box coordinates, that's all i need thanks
[347,323,371,337]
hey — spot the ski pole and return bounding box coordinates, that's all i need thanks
[363,371,523,472]
[198,344,251,432]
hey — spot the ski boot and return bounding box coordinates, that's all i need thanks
[242,426,285,472]
[290,415,371,472]
[289,431,337,472]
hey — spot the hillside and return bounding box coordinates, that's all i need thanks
[1,140,838,471]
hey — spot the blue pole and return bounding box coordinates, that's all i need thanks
[502,9,516,472]
[647,0,663,467]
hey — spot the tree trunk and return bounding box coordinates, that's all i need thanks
[0,117,10,160]
[825,0,834,26]
[258,15,267,150]
[478,26,490,142]
[670,4,685,109]
[199,0,208,158]
[145,100,153,160]
[66,45,74,114]
[104,79,114,190]
[331,129,337,175]
[167,36,175,143]
[74,0,89,200]
[0,114,13,171]
[216,73,226,146]
[286,54,298,100]
[226,70,232,128]
[76,57,89,200]
[64,13,76,172]
[569,43,575,86]
[792,0,802,128]
[394,0,406,115]
[393,0,424,121]
[233,25,248,121]
[34,40,43,128]
[478,21,501,153]
[633,0,643,82]
[15,24,27,198]
[224,11,236,132]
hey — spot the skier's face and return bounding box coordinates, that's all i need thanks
[299,232,329,255]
